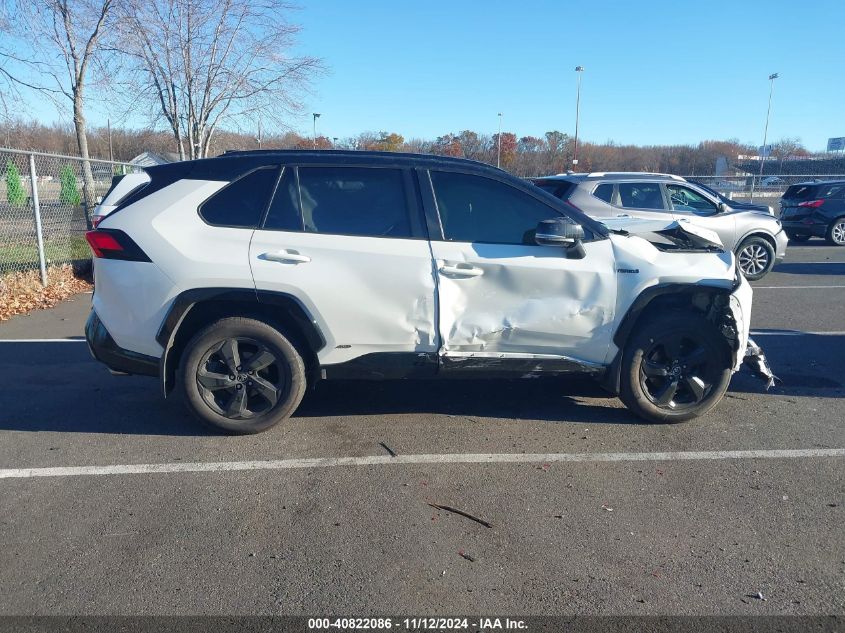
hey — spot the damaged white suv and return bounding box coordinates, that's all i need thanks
[85,150,773,433]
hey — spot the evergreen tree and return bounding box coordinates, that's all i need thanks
[59,164,81,206]
[5,161,27,207]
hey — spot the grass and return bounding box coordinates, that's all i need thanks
[0,235,90,272]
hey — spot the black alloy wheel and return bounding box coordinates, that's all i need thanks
[196,337,288,420]
[638,332,718,412]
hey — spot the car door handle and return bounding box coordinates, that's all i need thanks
[616,213,631,218]
[439,263,483,277]
[261,250,311,264]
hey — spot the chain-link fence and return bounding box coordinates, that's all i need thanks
[1,147,135,283]
[684,174,845,205]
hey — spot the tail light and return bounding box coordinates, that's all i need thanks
[798,199,825,208]
[85,229,151,262]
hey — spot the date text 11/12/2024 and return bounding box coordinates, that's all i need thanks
[308,617,528,630]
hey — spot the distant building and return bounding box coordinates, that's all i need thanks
[129,151,181,167]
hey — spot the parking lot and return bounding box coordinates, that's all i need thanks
[0,243,843,616]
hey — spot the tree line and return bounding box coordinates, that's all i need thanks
[0,118,816,178]
[1,0,320,214]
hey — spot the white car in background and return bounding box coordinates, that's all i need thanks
[91,172,150,227]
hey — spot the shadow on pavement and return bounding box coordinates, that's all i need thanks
[771,262,845,276]
[0,342,208,436]
[1,330,841,435]
[297,376,640,425]
[0,341,638,433]
[731,331,845,398]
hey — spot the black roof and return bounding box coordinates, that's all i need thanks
[790,179,845,187]
[122,149,609,238]
[531,172,687,183]
[147,149,503,182]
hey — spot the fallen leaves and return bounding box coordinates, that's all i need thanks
[0,265,92,321]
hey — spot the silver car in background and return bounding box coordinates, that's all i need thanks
[532,173,788,280]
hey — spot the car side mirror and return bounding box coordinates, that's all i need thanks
[535,218,586,258]
[717,202,728,213]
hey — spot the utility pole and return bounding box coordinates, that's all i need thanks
[312,113,321,149]
[750,73,778,203]
[107,118,113,162]
[573,66,584,168]
[496,112,503,168]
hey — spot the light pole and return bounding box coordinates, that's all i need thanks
[312,113,321,149]
[496,112,503,168]
[750,73,778,202]
[572,66,584,168]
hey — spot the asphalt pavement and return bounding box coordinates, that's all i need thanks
[0,243,843,617]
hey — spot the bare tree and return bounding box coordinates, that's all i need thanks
[119,0,322,160]
[0,0,115,220]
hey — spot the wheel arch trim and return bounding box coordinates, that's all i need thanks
[602,282,733,394]
[157,287,325,396]
[735,230,777,251]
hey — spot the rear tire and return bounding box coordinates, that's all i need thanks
[736,236,775,281]
[179,317,306,434]
[825,218,845,246]
[619,312,733,424]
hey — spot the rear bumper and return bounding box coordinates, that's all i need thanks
[781,221,826,237]
[85,310,159,377]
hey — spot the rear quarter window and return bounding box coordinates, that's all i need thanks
[532,180,575,199]
[592,183,613,203]
[782,185,816,200]
[199,167,280,228]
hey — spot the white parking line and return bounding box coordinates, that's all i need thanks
[1,448,843,480]
[753,285,845,289]
[0,339,86,343]
[750,330,845,336]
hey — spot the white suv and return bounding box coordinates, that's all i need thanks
[84,150,771,433]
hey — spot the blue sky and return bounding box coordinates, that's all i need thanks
[33,0,845,151]
[286,0,845,151]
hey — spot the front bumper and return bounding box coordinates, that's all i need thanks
[774,229,788,261]
[727,274,778,387]
[727,273,753,371]
[85,310,159,377]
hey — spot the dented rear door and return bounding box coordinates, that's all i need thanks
[426,170,617,366]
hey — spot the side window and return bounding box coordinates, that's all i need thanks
[200,167,279,228]
[667,184,718,215]
[618,182,666,211]
[263,168,302,231]
[297,167,411,238]
[592,183,613,203]
[431,171,559,244]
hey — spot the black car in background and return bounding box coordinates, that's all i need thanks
[779,180,845,245]
[688,180,774,215]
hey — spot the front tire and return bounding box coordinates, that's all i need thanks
[825,218,845,246]
[619,312,733,424]
[179,317,306,434]
[736,236,775,280]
